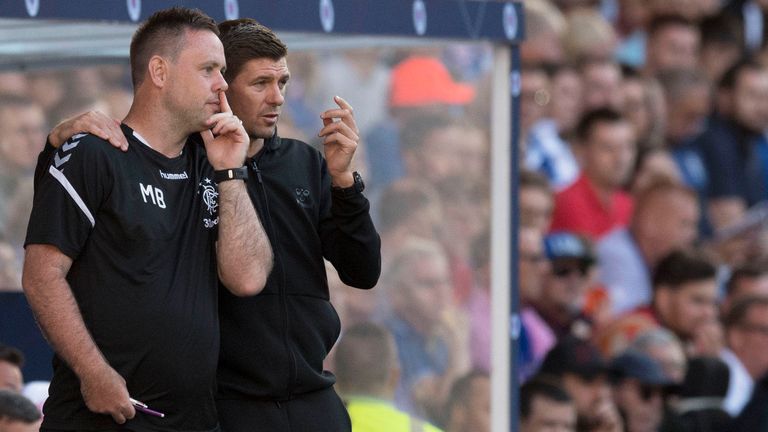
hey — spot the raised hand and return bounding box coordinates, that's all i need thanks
[201,91,249,170]
[318,96,359,188]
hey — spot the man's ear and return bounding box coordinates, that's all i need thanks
[147,55,169,88]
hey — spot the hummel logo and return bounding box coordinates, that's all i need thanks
[54,153,71,168]
[62,140,79,152]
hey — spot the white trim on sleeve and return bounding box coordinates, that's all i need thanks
[48,165,96,228]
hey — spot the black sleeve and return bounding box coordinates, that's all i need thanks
[25,134,112,259]
[318,163,381,289]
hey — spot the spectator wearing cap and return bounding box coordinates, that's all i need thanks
[0,344,23,393]
[597,181,700,314]
[549,108,636,240]
[520,378,577,432]
[363,55,475,193]
[665,357,731,432]
[535,232,597,340]
[721,296,768,416]
[539,336,623,432]
[0,389,41,432]
[609,350,675,432]
[599,249,720,358]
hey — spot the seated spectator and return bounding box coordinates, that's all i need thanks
[643,15,701,77]
[382,238,470,420]
[335,322,443,432]
[721,258,768,315]
[550,108,636,239]
[519,170,555,233]
[539,336,623,432]
[696,58,768,232]
[721,296,768,416]
[0,344,23,393]
[579,59,624,111]
[562,8,617,64]
[0,390,41,432]
[598,181,700,314]
[698,12,744,84]
[598,249,720,357]
[630,328,688,383]
[609,350,675,432]
[518,227,557,381]
[620,69,666,152]
[519,378,576,432]
[535,232,597,340]
[521,0,566,65]
[443,371,490,432]
[667,356,731,432]
[525,64,582,191]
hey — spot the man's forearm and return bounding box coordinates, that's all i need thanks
[216,181,272,296]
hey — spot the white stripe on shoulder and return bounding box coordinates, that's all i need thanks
[48,165,96,228]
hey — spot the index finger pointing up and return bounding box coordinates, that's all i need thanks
[334,95,353,112]
[219,90,232,114]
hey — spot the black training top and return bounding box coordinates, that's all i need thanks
[26,125,220,432]
[216,134,381,402]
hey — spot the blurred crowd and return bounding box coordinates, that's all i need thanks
[5,0,768,431]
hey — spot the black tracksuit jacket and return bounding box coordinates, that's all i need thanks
[216,133,381,401]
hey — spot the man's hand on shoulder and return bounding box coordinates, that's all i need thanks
[49,111,128,151]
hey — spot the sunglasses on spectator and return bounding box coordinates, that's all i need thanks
[552,264,589,278]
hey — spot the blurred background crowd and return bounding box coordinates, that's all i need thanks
[5,0,768,431]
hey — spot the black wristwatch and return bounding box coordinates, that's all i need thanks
[333,171,365,196]
[213,166,248,183]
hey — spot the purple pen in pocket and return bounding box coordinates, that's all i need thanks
[130,397,165,418]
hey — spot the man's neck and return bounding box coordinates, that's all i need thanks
[124,103,190,158]
[247,138,266,158]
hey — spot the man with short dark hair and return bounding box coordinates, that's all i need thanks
[539,336,622,432]
[520,378,576,432]
[550,108,636,239]
[0,345,23,393]
[0,390,41,432]
[50,16,380,432]
[24,7,272,431]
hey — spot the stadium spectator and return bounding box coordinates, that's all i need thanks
[539,336,623,432]
[550,108,636,239]
[644,15,701,76]
[598,181,700,313]
[0,390,41,432]
[520,378,577,432]
[721,259,768,314]
[443,371,490,432]
[519,170,555,233]
[609,350,674,432]
[335,322,443,432]
[721,296,768,416]
[629,328,688,383]
[579,59,624,111]
[667,356,732,432]
[0,345,23,393]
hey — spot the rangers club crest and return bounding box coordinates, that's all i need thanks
[198,178,219,228]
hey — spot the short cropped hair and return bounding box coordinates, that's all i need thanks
[130,7,218,87]
[445,370,490,419]
[727,259,768,297]
[520,377,572,420]
[575,108,625,143]
[334,322,396,395]
[652,249,716,289]
[218,18,288,83]
[0,344,24,368]
[724,295,768,329]
[0,390,40,423]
